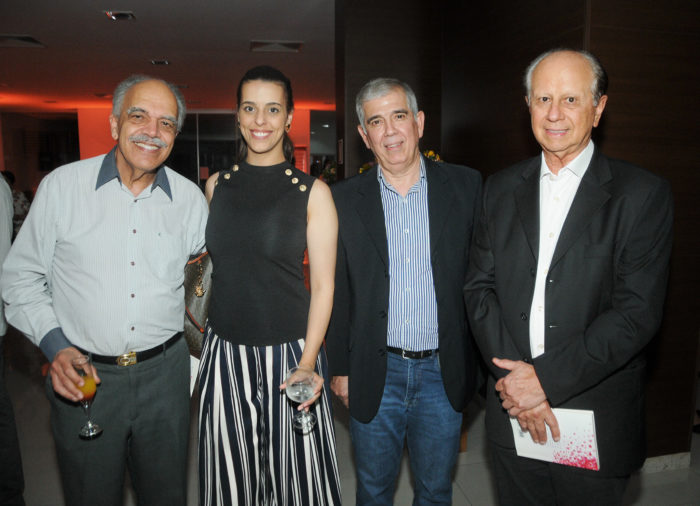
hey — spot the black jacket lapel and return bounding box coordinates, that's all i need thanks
[355,168,390,268]
[551,151,611,268]
[514,159,541,261]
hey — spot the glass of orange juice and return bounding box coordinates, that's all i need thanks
[71,355,103,439]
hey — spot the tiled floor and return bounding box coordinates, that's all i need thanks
[3,328,700,505]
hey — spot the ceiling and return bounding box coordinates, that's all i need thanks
[0,0,336,113]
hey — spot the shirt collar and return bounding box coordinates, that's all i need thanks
[376,156,427,189]
[539,140,594,180]
[95,146,173,200]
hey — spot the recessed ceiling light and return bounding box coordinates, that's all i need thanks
[104,11,136,21]
[250,40,303,53]
[151,58,170,65]
[321,124,330,128]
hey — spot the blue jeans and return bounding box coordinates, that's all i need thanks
[350,352,462,506]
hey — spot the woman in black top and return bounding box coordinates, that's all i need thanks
[198,66,341,505]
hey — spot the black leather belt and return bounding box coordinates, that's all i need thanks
[79,332,182,366]
[386,346,438,359]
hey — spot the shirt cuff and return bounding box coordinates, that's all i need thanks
[40,327,72,361]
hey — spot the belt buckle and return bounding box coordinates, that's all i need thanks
[401,349,409,359]
[117,351,137,366]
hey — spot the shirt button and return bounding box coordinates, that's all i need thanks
[132,229,137,234]
[130,293,135,298]
[404,228,409,234]
[131,326,135,331]
[548,232,554,238]
[130,261,135,266]
[538,344,544,350]
[405,258,410,263]
[405,318,410,324]
[520,312,528,321]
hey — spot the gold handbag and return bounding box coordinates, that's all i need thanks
[184,251,212,358]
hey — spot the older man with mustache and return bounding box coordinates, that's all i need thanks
[1,75,207,506]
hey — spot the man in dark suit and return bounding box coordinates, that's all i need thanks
[326,78,482,505]
[464,49,673,505]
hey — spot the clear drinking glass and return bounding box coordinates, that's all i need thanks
[284,366,317,434]
[71,355,103,439]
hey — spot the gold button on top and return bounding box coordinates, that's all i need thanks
[292,177,299,184]
[224,173,231,180]
[299,184,307,192]
[232,164,239,172]
[285,169,293,176]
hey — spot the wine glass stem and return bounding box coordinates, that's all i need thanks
[82,401,91,420]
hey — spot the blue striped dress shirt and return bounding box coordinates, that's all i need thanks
[378,158,439,351]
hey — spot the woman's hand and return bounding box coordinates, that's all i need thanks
[279,366,324,411]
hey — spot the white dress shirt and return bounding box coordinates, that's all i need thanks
[1,148,208,358]
[529,141,594,358]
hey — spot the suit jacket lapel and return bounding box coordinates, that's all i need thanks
[514,158,541,261]
[426,158,454,256]
[355,168,390,268]
[550,150,611,267]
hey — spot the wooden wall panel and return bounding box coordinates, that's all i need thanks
[441,0,586,174]
[588,0,700,457]
[336,0,442,177]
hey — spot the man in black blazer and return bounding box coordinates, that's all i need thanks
[326,78,482,505]
[464,49,673,505]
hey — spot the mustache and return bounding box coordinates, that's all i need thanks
[129,134,168,148]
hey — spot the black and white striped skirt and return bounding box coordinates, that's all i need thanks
[198,326,342,505]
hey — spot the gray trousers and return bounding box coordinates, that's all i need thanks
[48,337,190,506]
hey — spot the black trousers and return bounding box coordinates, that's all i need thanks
[490,440,629,506]
[0,343,25,506]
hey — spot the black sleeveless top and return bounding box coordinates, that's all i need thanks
[206,160,315,346]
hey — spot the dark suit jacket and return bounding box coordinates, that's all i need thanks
[464,148,673,476]
[326,157,483,423]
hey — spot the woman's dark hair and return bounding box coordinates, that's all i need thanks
[236,65,295,163]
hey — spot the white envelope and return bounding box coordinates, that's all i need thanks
[510,408,600,470]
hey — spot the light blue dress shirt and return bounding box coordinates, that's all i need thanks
[0,176,13,337]
[1,148,208,359]
[378,157,439,352]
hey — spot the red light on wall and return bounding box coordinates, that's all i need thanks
[295,101,335,111]
[0,91,112,112]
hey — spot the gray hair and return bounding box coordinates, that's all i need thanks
[355,78,419,133]
[524,49,609,106]
[112,75,186,132]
